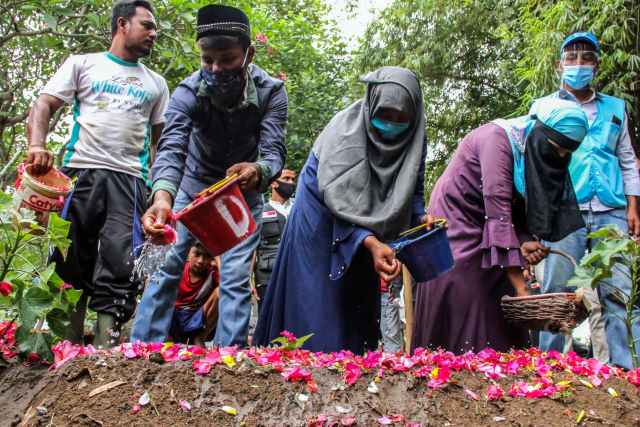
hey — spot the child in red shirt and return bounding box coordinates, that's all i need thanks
[170,242,220,344]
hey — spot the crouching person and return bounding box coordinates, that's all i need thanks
[171,242,220,345]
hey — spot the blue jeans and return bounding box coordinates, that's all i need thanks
[540,208,640,369]
[131,188,263,346]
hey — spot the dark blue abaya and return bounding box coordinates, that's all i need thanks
[254,151,425,353]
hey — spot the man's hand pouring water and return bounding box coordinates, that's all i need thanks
[142,162,262,244]
[142,190,174,245]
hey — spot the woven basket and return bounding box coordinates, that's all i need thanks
[501,292,588,332]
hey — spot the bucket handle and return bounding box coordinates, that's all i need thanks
[392,223,445,254]
[196,174,239,198]
[398,217,447,238]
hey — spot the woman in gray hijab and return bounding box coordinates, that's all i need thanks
[254,67,428,354]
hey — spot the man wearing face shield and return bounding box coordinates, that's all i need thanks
[131,5,288,346]
[255,67,431,354]
[412,98,589,355]
[532,32,640,370]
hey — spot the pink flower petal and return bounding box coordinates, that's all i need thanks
[486,384,504,401]
[179,400,191,412]
[340,416,356,426]
[464,388,480,401]
[343,362,362,386]
[377,416,392,425]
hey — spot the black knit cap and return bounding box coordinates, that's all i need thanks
[196,4,251,42]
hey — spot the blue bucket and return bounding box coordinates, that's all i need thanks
[389,225,454,282]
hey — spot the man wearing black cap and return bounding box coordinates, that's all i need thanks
[131,4,288,346]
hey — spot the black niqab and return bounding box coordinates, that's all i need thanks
[523,121,585,242]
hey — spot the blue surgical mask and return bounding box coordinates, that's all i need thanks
[371,117,410,140]
[562,65,595,90]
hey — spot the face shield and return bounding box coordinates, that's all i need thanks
[560,50,599,66]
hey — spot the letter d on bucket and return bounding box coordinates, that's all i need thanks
[174,177,257,256]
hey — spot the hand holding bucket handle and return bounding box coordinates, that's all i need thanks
[25,146,54,176]
[364,235,401,282]
[226,162,261,191]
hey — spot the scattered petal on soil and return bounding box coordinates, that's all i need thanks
[222,354,236,368]
[464,388,480,401]
[138,391,150,406]
[221,405,237,416]
[179,400,191,412]
[579,379,593,389]
[336,405,352,414]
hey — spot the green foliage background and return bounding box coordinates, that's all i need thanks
[1,0,638,201]
[0,0,349,184]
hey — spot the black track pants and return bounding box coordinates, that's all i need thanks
[52,168,146,322]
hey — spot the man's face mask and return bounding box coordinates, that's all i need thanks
[560,49,597,90]
[275,180,295,199]
[201,48,249,106]
[562,65,595,90]
[371,116,410,141]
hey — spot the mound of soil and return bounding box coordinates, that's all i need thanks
[2,349,640,427]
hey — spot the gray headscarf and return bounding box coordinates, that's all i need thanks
[312,67,426,241]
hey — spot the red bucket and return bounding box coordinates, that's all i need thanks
[174,177,257,256]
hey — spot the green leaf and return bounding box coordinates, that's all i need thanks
[21,287,54,326]
[62,288,82,307]
[0,191,12,208]
[47,213,71,258]
[293,333,314,349]
[270,333,314,350]
[588,225,625,240]
[0,294,11,307]
[16,327,53,362]
[46,308,70,338]
[43,15,57,30]
[270,336,289,346]
[39,263,57,287]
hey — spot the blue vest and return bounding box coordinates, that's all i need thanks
[534,92,627,208]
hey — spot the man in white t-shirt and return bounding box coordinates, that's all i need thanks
[25,0,170,348]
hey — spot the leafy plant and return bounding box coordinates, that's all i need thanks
[569,225,640,368]
[271,330,313,351]
[0,190,81,361]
